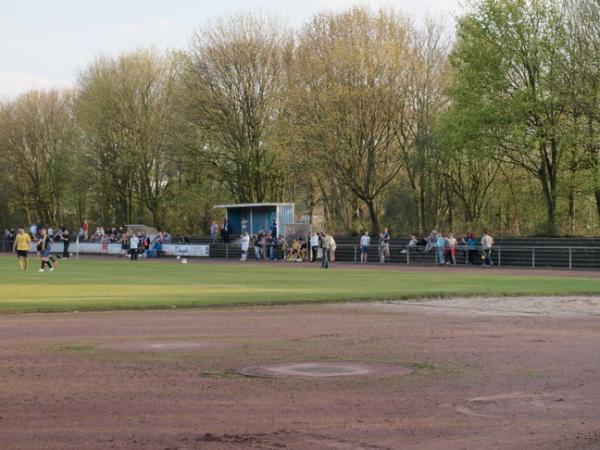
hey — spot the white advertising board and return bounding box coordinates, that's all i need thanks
[29,242,210,257]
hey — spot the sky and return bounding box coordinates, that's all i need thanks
[0,0,463,100]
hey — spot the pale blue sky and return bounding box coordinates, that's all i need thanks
[0,0,463,99]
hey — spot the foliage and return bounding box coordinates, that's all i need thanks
[2,3,600,236]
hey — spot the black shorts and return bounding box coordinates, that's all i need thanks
[17,250,28,258]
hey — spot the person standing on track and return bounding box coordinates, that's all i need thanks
[36,227,54,272]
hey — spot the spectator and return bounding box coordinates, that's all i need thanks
[240,232,250,261]
[288,239,301,261]
[179,235,190,244]
[481,230,494,267]
[446,233,457,266]
[309,231,319,262]
[425,230,437,253]
[253,233,262,260]
[378,232,387,264]
[129,232,139,261]
[321,232,331,269]
[143,234,151,254]
[82,220,89,240]
[436,232,446,265]
[267,232,275,261]
[77,226,85,242]
[120,231,129,257]
[221,219,231,244]
[8,228,15,251]
[382,227,391,260]
[464,233,478,265]
[210,221,218,243]
[329,235,337,262]
[360,231,370,264]
[30,222,38,238]
[408,235,418,248]
[3,229,10,252]
[60,227,70,258]
[401,235,418,255]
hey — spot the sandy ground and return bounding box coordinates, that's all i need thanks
[1,298,599,449]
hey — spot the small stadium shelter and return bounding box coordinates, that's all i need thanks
[214,203,295,236]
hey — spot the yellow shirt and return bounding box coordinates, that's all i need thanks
[14,233,31,251]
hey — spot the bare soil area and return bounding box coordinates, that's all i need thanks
[1,298,599,449]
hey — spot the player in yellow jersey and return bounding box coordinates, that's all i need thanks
[13,226,32,271]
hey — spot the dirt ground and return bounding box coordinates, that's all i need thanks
[1,297,599,450]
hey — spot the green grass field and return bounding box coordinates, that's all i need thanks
[1,255,600,313]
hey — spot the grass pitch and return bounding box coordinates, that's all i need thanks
[1,255,600,313]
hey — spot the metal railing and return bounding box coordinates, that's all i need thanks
[204,243,600,270]
[2,238,600,270]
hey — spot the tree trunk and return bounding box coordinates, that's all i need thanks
[540,180,556,235]
[365,199,379,234]
[594,188,600,223]
[418,176,426,235]
[568,189,575,234]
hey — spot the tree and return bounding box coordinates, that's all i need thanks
[563,0,600,222]
[184,14,292,203]
[0,89,75,226]
[450,0,572,234]
[76,50,181,228]
[400,19,451,233]
[293,7,414,232]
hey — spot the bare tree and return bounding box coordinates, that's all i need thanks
[184,14,293,203]
[0,89,75,226]
[293,7,414,231]
[76,50,181,228]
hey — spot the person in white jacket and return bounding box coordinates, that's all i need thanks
[329,235,337,262]
[481,230,494,267]
[240,232,250,261]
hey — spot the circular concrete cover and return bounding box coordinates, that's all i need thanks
[239,362,413,378]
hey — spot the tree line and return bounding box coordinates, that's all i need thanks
[2,0,600,237]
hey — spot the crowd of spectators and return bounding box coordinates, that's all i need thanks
[404,229,495,267]
[2,222,177,260]
[3,218,496,268]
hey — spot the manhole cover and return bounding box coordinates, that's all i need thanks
[239,362,412,378]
